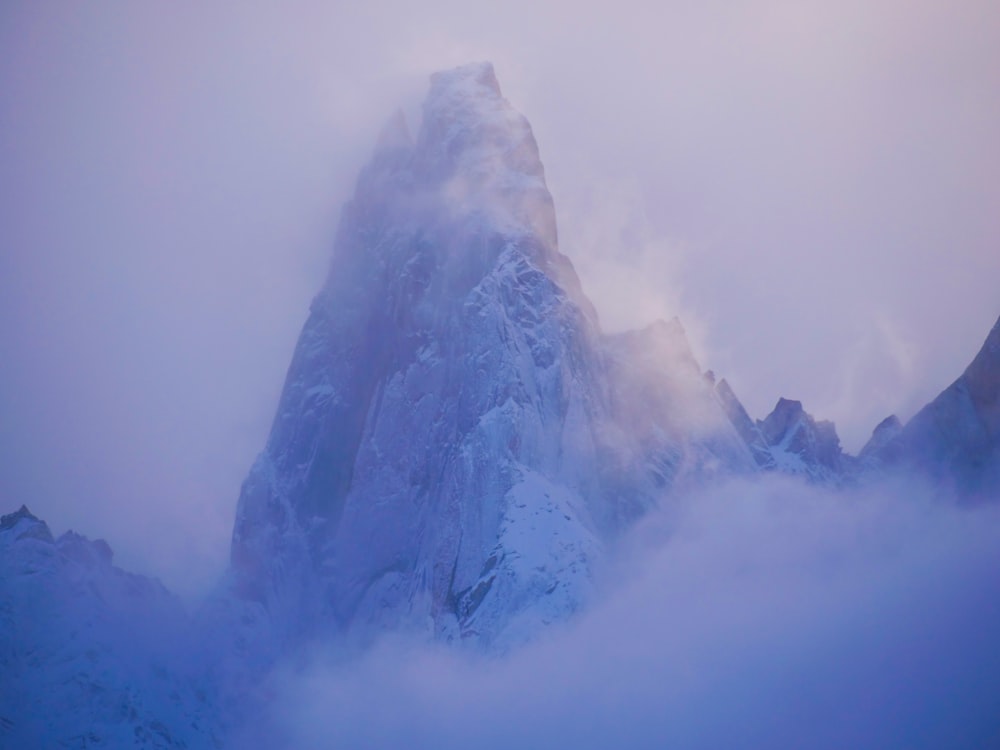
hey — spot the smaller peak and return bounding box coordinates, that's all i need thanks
[873,414,903,435]
[374,109,413,153]
[1,504,39,530]
[1,504,53,544]
[773,397,804,414]
[57,530,114,567]
[759,398,809,446]
[859,414,904,462]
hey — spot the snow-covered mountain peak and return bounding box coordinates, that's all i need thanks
[759,397,807,444]
[1,504,53,543]
[756,398,846,482]
[224,63,761,653]
[413,61,556,250]
[429,61,501,98]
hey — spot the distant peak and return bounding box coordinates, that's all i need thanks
[774,397,803,411]
[759,398,807,444]
[765,397,805,421]
[859,413,903,461]
[1,504,39,530]
[873,414,903,435]
[1,504,53,543]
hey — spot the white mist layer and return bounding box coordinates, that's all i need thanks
[258,476,1000,750]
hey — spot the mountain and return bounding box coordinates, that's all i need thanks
[2,60,997,748]
[0,506,218,749]
[715,381,851,483]
[225,61,755,654]
[755,397,849,483]
[718,314,1000,492]
[862,314,1000,498]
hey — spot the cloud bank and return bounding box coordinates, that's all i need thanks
[256,477,1000,749]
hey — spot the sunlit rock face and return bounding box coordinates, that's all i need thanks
[227,62,754,653]
[865,315,1000,499]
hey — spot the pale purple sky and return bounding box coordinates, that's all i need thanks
[1,2,998,595]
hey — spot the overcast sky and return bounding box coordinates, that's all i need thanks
[1,2,998,595]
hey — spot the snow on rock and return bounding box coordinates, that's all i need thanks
[0,506,219,749]
[755,398,848,484]
[224,62,756,657]
[715,378,776,470]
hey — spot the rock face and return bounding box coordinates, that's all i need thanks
[858,415,904,469]
[715,378,777,470]
[756,397,848,483]
[227,62,754,652]
[715,380,849,483]
[0,506,217,749]
[864,315,1000,498]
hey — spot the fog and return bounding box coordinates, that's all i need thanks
[255,477,1000,749]
[1,2,998,597]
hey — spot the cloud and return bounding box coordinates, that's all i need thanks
[255,476,1000,749]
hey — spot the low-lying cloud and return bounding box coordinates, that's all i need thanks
[255,476,1000,749]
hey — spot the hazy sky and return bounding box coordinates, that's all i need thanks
[1,2,998,595]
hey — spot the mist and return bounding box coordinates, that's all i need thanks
[254,476,1000,749]
[2,2,999,598]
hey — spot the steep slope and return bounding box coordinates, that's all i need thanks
[864,314,1000,498]
[715,378,849,483]
[227,62,754,653]
[0,506,217,748]
[715,378,777,470]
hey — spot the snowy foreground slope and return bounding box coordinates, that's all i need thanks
[0,506,220,749]
[2,62,998,748]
